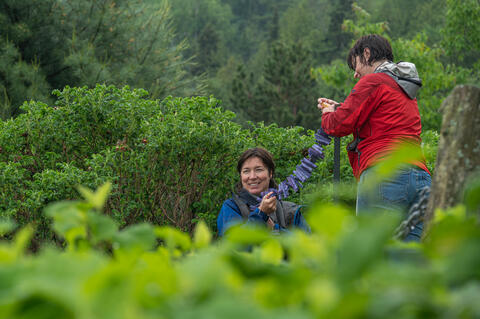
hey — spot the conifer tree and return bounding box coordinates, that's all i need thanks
[0,0,200,118]
[230,40,320,129]
[323,0,354,62]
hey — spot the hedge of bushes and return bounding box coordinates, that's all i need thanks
[0,85,329,242]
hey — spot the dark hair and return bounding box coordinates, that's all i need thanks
[347,34,393,70]
[235,147,277,191]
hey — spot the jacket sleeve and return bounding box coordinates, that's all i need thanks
[321,75,380,137]
[217,199,269,236]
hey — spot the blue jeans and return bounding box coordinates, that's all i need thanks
[356,165,432,242]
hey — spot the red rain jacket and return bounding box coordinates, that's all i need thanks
[321,72,429,180]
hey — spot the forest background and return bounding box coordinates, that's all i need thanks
[1,2,480,317]
[2,0,479,128]
[0,0,479,238]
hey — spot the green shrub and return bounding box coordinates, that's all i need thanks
[0,85,323,242]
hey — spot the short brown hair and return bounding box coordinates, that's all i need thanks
[347,34,394,70]
[235,147,277,191]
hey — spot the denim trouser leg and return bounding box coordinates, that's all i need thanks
[356,166,432,242]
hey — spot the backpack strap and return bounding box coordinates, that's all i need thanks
[232,194,300,229]
[280,201,300,228]
[275,201,287,229]
[232,193,251,221]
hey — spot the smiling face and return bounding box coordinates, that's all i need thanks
[240,156,272,196]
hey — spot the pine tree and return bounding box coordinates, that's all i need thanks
[0,1,55,118]
[230,40,320,129]
[0,0,201,118]
[323,0,354,62]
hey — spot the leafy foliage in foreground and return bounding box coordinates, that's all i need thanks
[1,183,480,319]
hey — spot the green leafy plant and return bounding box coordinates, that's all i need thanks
[1,178,480,319]
[0,85,325,242]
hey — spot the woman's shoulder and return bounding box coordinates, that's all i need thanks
[351,73,395,98]
[222,197,235,206]
[221,197,240,211]
[361,72,396,86]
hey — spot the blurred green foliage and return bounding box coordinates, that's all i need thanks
[441,0,480,66]
[0,180,479,318]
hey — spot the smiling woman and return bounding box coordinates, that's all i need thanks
[216,148,310,236]
[240,157,271,195]
[238,149,275,196]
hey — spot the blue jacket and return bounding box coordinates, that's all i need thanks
[217,197,310,236]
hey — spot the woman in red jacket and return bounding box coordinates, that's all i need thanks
[318,34,431,241]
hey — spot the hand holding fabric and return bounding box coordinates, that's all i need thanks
[258,192,276,215]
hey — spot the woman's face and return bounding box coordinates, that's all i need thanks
[240,156,272,196]
[352,48,376,79]
[353,55,375,79]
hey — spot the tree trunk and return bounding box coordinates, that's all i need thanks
[424,85,480,231]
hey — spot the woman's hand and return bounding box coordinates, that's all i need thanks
[266,217,275,230]
[317,97,337,114]
[259,192,276,215]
